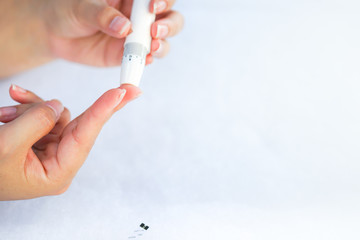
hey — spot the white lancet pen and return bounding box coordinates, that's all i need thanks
[120,0,155,87]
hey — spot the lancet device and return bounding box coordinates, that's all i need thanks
[120,0,155,87]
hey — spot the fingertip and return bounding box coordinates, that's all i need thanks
[152,0,168,14]
[146,55,154,65]
[89,88,129,117]
[9,84,27,103]
[9,84,25,97]
[98,88,127,110]
[151,22,158,38]
[9,85,18,100]
[119,84,142,99]
[116,85,143,110]
[152,22,169,39]
[151,39,161,53]
[10,84,27,94]
[8,85,43,104]
[81,3,132,39]
[149,0,155,13]
[0,106,17,123]
[108,16,132,38]
[45,100,64,121]
[9,84,15,94]
[151,39,169,58]
[153,11,185,39]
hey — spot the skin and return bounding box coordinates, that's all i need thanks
[0,0,184,77]
[0,0,184,200]
[0,84,142,200]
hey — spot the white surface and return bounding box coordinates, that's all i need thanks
[1,1,360,239]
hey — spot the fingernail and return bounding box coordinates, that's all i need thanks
[46,100,64,121]
[0,107,17,118]
[11,84,27,94]
[152,42,163,57]
[156,24,169,39]
[109,16,131,36]
[152,40,161,52]
[153,1,167,13]
[114,89,127,108]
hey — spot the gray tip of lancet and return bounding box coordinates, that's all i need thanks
[123,42,148,60]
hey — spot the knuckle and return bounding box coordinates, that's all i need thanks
[87,105,100,121]
[96,6,112,26]
[35,107,56,128]
[71,123,82,145]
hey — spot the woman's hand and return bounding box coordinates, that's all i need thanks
[44,0,184,66]
[0,0,184,77]
[0,84,142,200]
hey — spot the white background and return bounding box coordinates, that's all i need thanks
[1,0,360,239]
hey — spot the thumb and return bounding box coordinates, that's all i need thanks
[2,100,64,150]
[77,1,132,38]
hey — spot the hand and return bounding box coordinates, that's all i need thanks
[0,0,183,77]
[43,0,184,66]
[0,84,142,200]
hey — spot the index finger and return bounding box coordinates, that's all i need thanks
[56,85,142,176]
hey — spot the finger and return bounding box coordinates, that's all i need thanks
[0,103,34,123]
[152,11,184,39]
[150,39,170,58]
[0,102,70,136]
[77,0,132,38]
[1,100,64,150]
[57,85,142,175]
[49,108,71,136]
[146,55,154,65]
[34,107,71,150]
[9,84,43,104]
[0,103,70,150]
[5,84,69,134]
[150,0,176,14]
